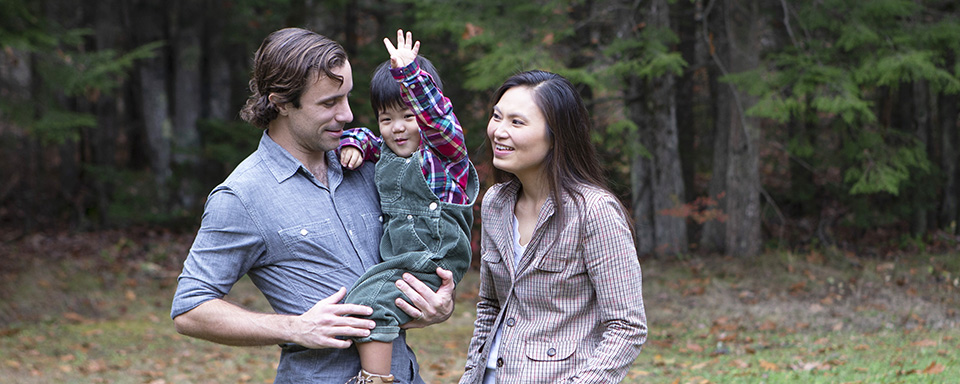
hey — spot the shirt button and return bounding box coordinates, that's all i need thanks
[407,214,413,220]
[429,202,438,210]
[496,358,503,367]
[410,83,417,89]
[300,229,308,236]
[506,318,516,327]
[378,215,383,223]
[405,158,411,164]
[547,348,557,357]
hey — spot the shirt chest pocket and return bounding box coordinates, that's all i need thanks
[278,220,349,273]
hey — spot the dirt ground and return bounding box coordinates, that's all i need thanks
[0,228,957,383]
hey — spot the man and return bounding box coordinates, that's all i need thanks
[171,28,454,384]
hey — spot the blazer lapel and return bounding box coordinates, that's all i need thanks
[515,197,558,274]
[488,181,519,277]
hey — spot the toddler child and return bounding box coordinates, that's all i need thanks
[340,29,478,384]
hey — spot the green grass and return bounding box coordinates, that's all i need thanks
[627,327,958,383]
[0,232,957,383]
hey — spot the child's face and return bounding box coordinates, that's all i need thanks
[378,104,421,157]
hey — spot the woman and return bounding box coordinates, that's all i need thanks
[460,71,647,384]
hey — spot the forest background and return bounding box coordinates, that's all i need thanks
[3,0,960,259]
[2,0,960,258]
[2,0,960,382]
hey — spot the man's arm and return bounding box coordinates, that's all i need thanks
[174,287,377,349]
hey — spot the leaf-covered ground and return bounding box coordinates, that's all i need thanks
[0,229,957,383]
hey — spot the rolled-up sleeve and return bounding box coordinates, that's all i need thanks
[171,187,265,319]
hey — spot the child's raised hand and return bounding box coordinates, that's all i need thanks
[339,146,364,170]
[383,29,420,69]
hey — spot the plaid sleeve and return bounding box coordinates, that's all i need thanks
[339,127,382,162]
[391,62,468,164]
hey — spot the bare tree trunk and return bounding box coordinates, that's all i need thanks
[132,0,172,206]
[0,47,32,233]
[701,0,763,256]
[699,0,729,253]
[912,80,931,235]
[630,111,655,256]
[85,0,123,226]
[172,0,202,211]
[618,0,688,256]
[673,0,704,205]
[940,90,959,233]
[47,0,85,226]
[647,0,688,255]
[202,1,232,121]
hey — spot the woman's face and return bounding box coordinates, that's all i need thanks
[487,86,552,181]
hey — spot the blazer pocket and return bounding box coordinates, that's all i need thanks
[481,250,502,264]
[524,340,577,362]
[535,255,566,272]
[534,243,586,274]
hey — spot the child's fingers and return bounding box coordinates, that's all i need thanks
[351,158,362,169]
[383,37,396,54]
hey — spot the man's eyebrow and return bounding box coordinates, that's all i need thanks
[317,90,350,104]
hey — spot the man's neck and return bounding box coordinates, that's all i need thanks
[266,128,330,186]
[306,159,329,186]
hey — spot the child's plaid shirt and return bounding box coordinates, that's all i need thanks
[340,61,471,204]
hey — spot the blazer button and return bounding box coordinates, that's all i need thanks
[505,318,516,327]
[547,347,557,357]
[496,358,503,367]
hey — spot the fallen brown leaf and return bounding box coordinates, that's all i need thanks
[922,361,945,374]
[63,312,86,323]
[876,262,895,272]
[758,320,777,331]
[760,359,778,371]
[729,359,749,369]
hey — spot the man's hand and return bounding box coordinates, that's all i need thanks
[395,267,455,329]
[339,146,364,170]
[383,29,420,69]
[289,287,376,349]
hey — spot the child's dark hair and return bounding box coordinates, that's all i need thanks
[370,56,443,117]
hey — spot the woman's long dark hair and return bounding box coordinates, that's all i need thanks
[489,70,629,225]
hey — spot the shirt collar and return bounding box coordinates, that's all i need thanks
[258,130,343,185]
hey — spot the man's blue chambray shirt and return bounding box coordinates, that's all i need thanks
[171,131,424,384]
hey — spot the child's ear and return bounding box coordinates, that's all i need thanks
[268,93,289,116]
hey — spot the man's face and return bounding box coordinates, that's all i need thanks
[281,61,355,154]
